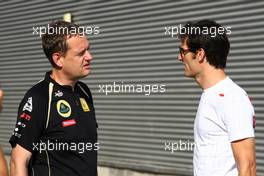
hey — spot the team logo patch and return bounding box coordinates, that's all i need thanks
[23,97,33,112]
[80,98,90,112]
[57,100,71,118]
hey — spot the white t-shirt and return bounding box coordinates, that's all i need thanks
[193,77,255,176]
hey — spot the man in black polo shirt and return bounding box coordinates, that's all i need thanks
[9,21,98,176]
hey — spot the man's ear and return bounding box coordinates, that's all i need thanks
[52,53,63,68]
[197,48,206,63]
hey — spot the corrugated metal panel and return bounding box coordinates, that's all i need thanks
[0,1,263,175]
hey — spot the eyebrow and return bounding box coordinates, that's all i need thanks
[78,46,90,56]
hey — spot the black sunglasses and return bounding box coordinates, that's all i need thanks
[179,47,196,56]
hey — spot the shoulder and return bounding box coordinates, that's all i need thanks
[205,78,251,110]
[22,79,49,104]
[77,81,92,94]
[218,79,253,115]
[224,79,249,102]
[76,81,94,104]
[77,81,90,89]
[209,77,249,101]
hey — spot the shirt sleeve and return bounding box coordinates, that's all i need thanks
[223,93,255,142]
[9,90,47,153]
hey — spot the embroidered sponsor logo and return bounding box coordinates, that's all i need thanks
[23,97,33,112]
[57,100,71,118]
[219,93,224,97]
[12,121,27,138]
[12,132,22,138]
[20,113,32,121]
[55,90,63,97]
[17,121,26,128]
[80,98,90,112]
[62,119,76,127]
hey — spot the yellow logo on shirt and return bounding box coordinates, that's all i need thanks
[57,100,71,118]
[80,98,90,112]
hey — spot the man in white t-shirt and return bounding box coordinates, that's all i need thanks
[178,20,256,176]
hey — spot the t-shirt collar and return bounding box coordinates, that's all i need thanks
[203,76,230,93]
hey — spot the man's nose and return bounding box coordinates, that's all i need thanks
[178,54,183,62]
[84,51,93,61]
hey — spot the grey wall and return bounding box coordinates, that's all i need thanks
[0,1,263,175]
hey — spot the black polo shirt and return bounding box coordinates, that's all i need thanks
[10,71,98,176]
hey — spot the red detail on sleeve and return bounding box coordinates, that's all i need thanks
[20,113,32,121]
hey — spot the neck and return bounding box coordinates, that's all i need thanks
[50,69,76,88]
[195,67,226,90]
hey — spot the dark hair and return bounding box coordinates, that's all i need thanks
[41,21,80,67]
[179,19,230,68]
